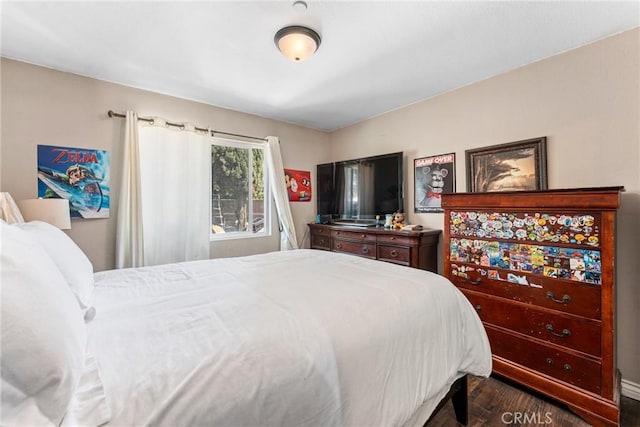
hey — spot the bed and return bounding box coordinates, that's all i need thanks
[1,221,491,427]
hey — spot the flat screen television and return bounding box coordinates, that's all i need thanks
[316,152,403,226]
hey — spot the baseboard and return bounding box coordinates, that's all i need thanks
[621,378,640,401]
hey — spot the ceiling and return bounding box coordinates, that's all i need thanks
[1,1,638,132]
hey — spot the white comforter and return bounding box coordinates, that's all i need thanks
[68,250,491,427]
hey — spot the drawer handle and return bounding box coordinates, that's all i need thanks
[463,277,482,285]
[546,291,570,304]
[546,358,554,366]
[319,239,325,245]
[475,305,482,312]
[563,364,572,372]
[361,234,366,238]
[336,243,342,249]
[390,249,398,257]
[362,247,369,254]
[546,324,571,338]
[390,236,396,240]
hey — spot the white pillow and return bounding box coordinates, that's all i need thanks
[0,223,87,426]
[15,221,94,310]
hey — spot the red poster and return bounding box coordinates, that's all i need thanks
[284,169,311,202]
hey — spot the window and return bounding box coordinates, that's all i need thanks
[210,138,270,239]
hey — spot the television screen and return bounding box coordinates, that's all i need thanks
[316,152,403,224]
[316,162,334,216]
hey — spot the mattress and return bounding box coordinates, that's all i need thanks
[66,249,491,426]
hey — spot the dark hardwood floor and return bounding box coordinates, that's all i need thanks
[426,375,640,426]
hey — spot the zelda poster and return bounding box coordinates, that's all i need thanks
[37,144,110,219]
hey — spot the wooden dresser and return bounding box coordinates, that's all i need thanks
[308,223,441,273]
[442,187,623,426]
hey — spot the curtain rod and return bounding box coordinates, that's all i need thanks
[107,110,267,142]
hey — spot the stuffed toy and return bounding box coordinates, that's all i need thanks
[392,212,405,229]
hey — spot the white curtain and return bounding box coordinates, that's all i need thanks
[116,111,144,268]
[0,193,25,224]
[265,136,298,250]
[138,120,210,266]
[116,114,210,267]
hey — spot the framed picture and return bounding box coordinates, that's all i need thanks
[284,168,311,202]
[465,137,547,192]
[37,144,110,218]
[414,153,456,213]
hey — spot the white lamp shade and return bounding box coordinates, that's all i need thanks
[275,26,321,62]
[18,198,71,229]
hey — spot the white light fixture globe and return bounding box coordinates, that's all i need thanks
[274,25,321,62]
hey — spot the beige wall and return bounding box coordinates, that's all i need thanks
[330,29,640,384]
[0,58,331,271]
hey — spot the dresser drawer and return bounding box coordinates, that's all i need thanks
[311,234,331,250]
[449,264,601,319]
[377,245,411,266]
[332,239,376,259]
[310,226,329,236]
[462,290,601,356]
[376,234,417,246]
[486,325,602,394]
[331,229,376,242]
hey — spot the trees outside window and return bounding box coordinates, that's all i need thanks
[210,139,269,238]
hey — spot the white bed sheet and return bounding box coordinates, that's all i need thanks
[71,249,491,427]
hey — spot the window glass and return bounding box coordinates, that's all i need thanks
[211,140,269,239]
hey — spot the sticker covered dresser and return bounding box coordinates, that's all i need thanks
[442,187,623,426]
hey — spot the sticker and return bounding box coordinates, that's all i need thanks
[449,218,603,285]
[507,273,529,285]
[571,270,586,281]
[529,282,543,289]
[519,262,532,272]
[585,271,601,284]
[570,258,586,270]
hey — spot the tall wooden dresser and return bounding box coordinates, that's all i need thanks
[442,187,623,426]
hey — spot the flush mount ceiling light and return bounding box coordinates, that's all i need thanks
[274,25,321,62]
